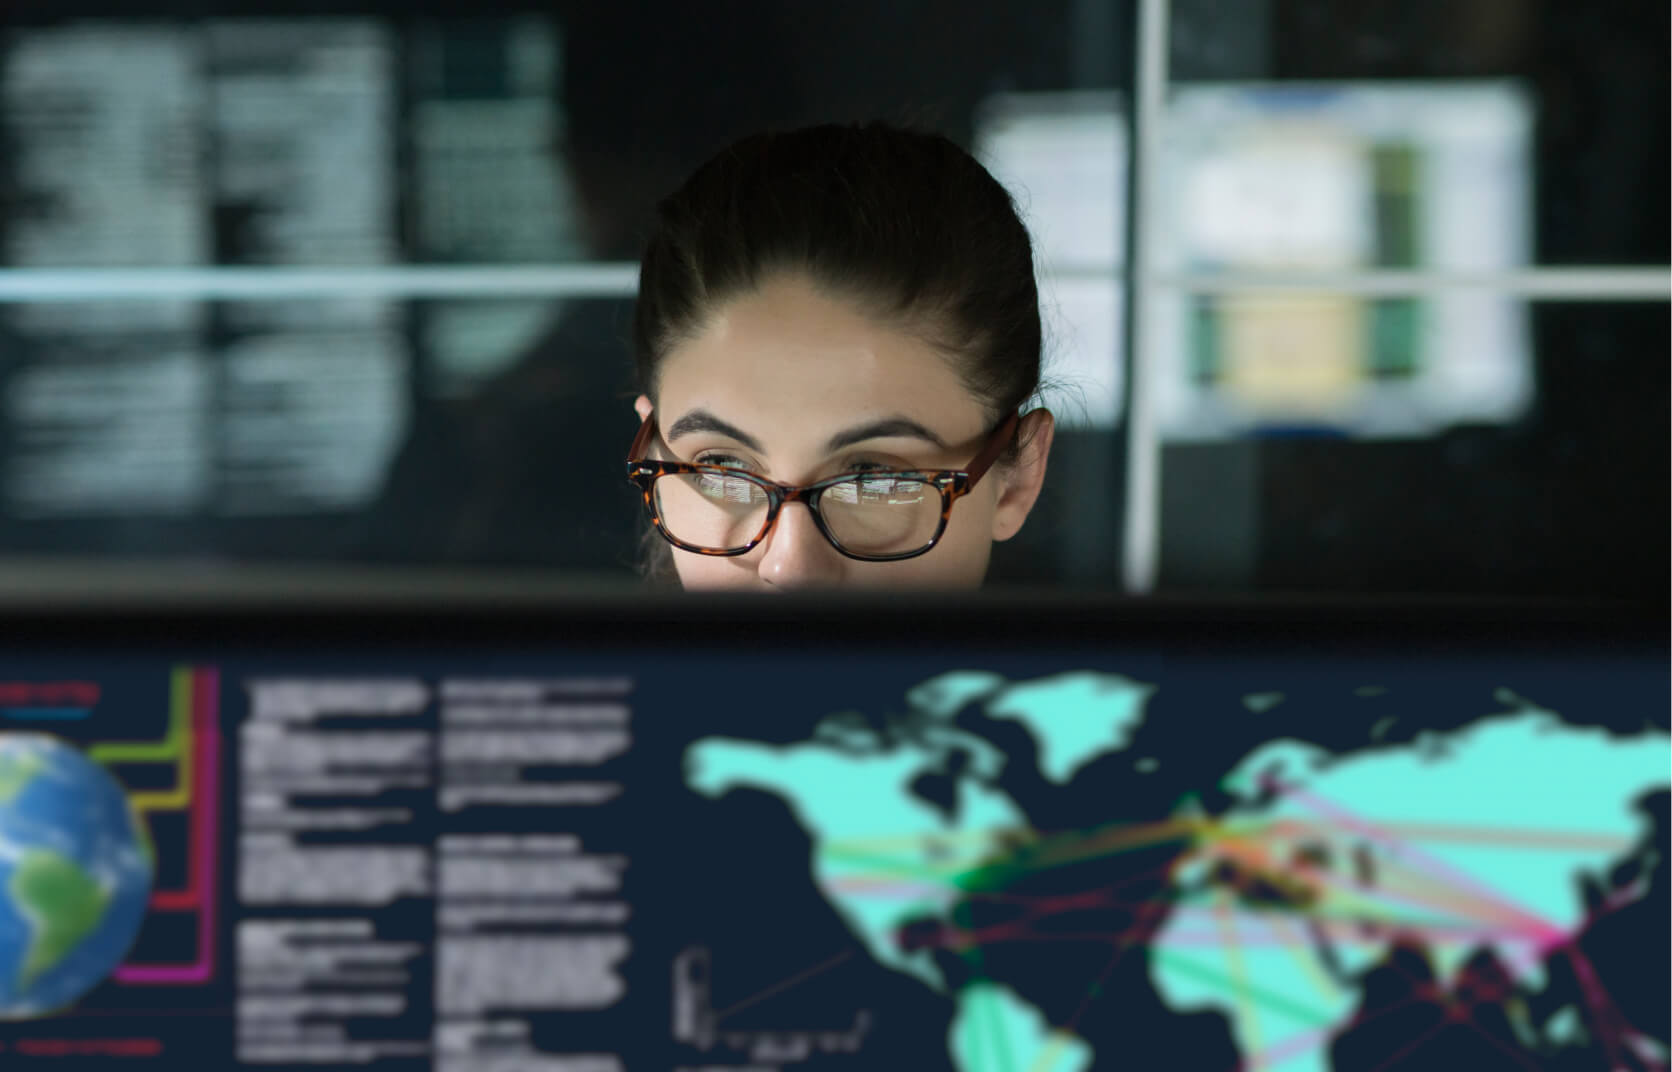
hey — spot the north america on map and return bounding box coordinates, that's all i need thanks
[685,670,1669,1071]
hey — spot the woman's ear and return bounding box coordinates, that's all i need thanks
[634,394,653,422]
[991,408,1055,542]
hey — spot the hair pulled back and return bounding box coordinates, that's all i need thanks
[633,122,1042,425]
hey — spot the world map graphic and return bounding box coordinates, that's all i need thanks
[687,670,1669,1071]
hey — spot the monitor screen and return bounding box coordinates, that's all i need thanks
[0,600,1663,1071]
[1156,82,1533,440]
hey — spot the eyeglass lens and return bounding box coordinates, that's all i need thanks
[652,472,941,556]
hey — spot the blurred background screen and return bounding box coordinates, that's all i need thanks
[0,0,1665,600]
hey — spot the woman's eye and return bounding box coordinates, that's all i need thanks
[694,453,752,470]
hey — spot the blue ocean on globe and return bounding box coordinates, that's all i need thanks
[0,732,154,1019]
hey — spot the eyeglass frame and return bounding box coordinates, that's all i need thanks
[625,409,1021,562]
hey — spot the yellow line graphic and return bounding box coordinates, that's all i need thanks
[88,666,192,814]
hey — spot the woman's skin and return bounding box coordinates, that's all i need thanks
[635,273,1054,590]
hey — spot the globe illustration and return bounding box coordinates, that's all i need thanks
[0,732,153,1018]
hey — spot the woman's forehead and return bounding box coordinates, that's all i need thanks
[655,277,987,441]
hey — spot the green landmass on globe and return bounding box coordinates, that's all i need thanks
[0,749,45,803]
[0,733,155,1019]
[14,851,113,990]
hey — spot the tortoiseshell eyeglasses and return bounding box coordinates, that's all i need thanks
[625,411,1020,562]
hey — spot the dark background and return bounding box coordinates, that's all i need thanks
[0,0,1664,601]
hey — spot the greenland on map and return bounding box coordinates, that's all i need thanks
[687,669,1669,1072]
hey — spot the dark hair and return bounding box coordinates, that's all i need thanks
[634,122,1043,422]
[632,122,1045,582]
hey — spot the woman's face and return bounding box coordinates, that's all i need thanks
[637,273,1053,591]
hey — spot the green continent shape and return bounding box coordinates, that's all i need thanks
[983,673,1155,784]
[1151,708,1670,1072]
[687,680,1106,1070]
[0,749,45,804]
[948,983,1093,1072]
[11,850,111,990]
[688,735,1027,990]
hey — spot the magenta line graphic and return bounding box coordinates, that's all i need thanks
[114,668,219,984]
[1264,773,1560,942]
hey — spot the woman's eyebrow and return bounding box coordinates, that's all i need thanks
[825,417,948,453]
[664,409,765,452]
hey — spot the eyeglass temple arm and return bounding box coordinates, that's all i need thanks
[627,412,657,464]
[963,410,1021,489]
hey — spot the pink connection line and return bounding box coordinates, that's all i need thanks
[115,668,219,985]
[1268,775,1645,1070]
[1264,774,1562,945]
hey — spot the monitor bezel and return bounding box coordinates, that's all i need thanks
[0,593,1660,659]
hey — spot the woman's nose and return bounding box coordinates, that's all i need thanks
[757,503,844,589]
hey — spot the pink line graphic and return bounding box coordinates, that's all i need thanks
[115,668,219,984]
[1266,774,1560,942]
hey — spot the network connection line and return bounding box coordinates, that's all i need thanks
[88,667,193,812]
[96,667,222,985]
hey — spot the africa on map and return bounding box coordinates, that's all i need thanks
[687,669,1669,1072]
